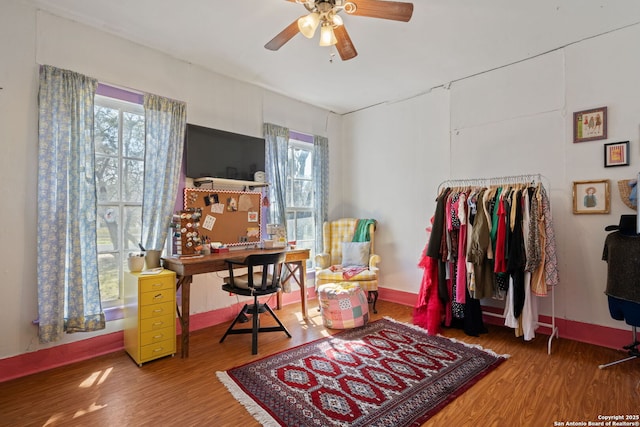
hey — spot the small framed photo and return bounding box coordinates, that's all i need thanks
[573,179,610,214]
[573,107,607,143]
[604,141,629,167]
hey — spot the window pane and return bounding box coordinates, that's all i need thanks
[291,147,312,179]
[123,206,142,251]
[96,155,119,202]
[123,159,144,202]
[292,180,313,207]
[95,106,119,156]
[95,96,144,308]
[97,205,120,251]
[296,240,315,270]
[286,177,293,206]
[123,112,145,158]
[296,211,315,240]
[286,212,295,241]
[287,138,316,269]
[98,252,120,303]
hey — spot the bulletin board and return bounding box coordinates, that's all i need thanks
[184,188,262,247]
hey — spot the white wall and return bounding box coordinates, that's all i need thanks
[343,24,640,331]
[0,4,340,360]
[340,90,451,294]
[0,0,40,361]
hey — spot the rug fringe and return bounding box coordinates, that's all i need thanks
[383,316,511,359]
[216,371,280,427]
[444,337,511,359]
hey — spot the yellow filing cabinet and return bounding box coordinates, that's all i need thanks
[124,269,176,366]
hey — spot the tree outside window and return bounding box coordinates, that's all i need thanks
[94,96,145,306]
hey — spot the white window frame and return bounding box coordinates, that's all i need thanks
[286,135,316,267]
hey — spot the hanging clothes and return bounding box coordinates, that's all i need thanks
[467,188,494,300]
[413,242,444,335]
[414,219,444,335]
[415,175,559,341]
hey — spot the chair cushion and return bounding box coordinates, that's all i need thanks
[224,273,276,290]
[316,268,377,283]
[341,241,370,267]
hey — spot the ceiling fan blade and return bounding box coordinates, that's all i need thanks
[265,19,301,51]
[334,25,358,61]
[350,0,414,22]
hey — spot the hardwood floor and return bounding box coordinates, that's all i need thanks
[1,300,639,427]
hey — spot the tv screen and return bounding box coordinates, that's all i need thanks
[185,123,265,180]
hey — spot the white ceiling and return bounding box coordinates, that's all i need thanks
[27,0,640,114]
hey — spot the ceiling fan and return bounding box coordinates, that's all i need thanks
[265,0,414,61]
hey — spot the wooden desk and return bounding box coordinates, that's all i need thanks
[162,248,310,358]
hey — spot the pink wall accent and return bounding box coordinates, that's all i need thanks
[0,332,124,383]
[0,287,634,383]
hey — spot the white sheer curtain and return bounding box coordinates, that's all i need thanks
[37,65,105,343]
[141,94,187,251]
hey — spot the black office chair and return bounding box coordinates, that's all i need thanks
[219,252,291,354]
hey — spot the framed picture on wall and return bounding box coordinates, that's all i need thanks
[604,141,629,167]
[573,179,610,214]
[573,107,607,143]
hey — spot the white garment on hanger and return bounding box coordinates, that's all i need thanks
[522,271,539,341]
[504,277,518,329]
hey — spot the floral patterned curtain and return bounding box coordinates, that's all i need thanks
[264,123,290,230]
[313,135,329,254]
[141,94,187,251]
[37,65,105,343]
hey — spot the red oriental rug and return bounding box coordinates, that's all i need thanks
[217,318,508,427]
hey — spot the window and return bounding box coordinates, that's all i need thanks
[94,94,145,307]
[286,132,316,265]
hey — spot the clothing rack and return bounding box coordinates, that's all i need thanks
[437,173,559,355]
[484,286,559,355]
[437,173,550,194]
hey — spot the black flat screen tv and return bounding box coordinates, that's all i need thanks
[185,123,265,180]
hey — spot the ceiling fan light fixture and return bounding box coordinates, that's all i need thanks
[298,12,320,38]
[267,0,413,60]
[319,23,337,46]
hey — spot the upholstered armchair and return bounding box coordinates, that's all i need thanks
[315,218,381,313]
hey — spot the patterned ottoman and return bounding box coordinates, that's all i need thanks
[317,282,369,329]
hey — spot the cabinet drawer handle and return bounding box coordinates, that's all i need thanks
[153,334,164,339]
[153,294,163,300]
[153,321,164,326]
[153,308,164,313]
[153,347,164,353]
[151,283,162,288]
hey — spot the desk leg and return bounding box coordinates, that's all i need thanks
[299,261,307,320]
[278,261,308,320]
[176,275,192,358]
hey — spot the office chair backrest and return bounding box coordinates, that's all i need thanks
[243,252,286,291]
